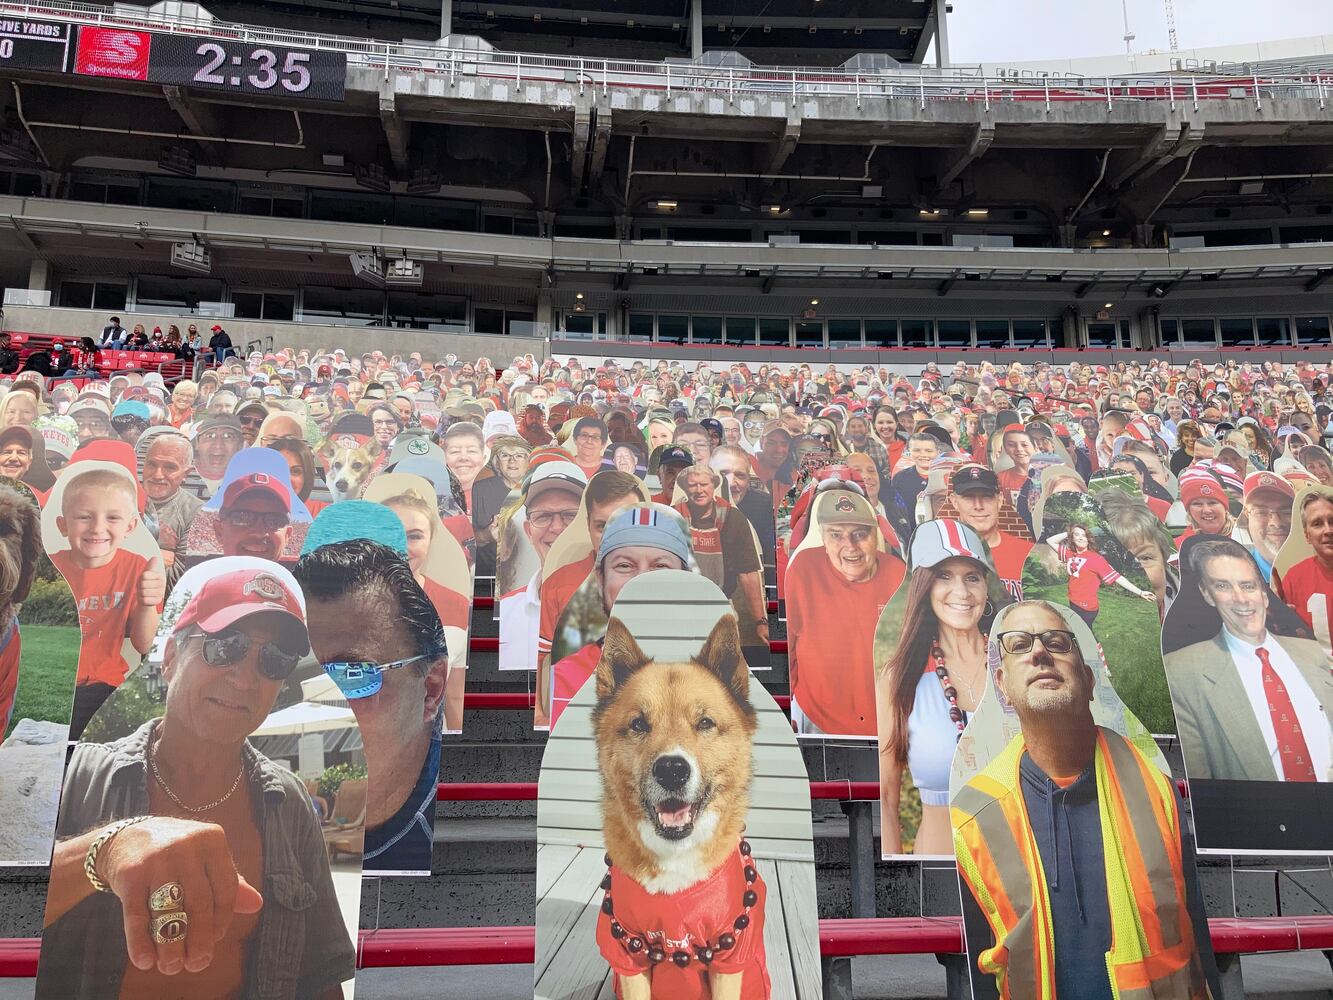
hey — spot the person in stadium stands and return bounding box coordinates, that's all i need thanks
[948,464,1032,600]
[54,465,165,739]
[547,504,692,729]
[1043,521,1157,627]
[1170,421,1202,476]
[711,444,776,569]
[954,600,1220,1000]
[215,472,293,563]
[673,463,768,649]
[1167,538,1333,782]
[499,461,587,671]
[787,490,905,738]
[1176,467,1236,549]
[1272,487,1333,654]
[753,422,794,501]
[68,396,112,445]
[207,324,232,365]
[36,562,353,1000]
[137,428,204,589]
[994,424,1035,505]
[296,537,449,874]
[0,389,39,429]
[674,421,714,465]
[535,471,648,720]
[1100,488,1179,618]
[1240,472,1295,582]
[878,520,1002,855]
[569,416,608,480]
[651,444,693,504]
[887,431,940,535]
[193,415,246,497]
[442,421,489,512]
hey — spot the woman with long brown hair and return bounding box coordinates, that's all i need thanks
[876,519,1004,855]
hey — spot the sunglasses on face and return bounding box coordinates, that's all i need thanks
[221,509,289,531]
[323,655,430,699]
[192,629,306,681]
[997,629,1077,655]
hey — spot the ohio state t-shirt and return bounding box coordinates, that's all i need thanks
[596,848,769,1000]
[52,547,150,688]
[989,532,1034,601]
[1056,544,1120,612]
[1273,556,1333,652]
[786,546,905,737]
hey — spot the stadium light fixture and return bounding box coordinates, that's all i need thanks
[576,292,585,300]
[810,298,819,306]
[1102,229,1112,237]
[656,200,678,210]
[1104,302,1114,309]
[966,208,989,217]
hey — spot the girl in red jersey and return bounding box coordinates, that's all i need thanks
[1045,521,1156,628]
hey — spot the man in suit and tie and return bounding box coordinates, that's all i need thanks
[1165,537,1333,783]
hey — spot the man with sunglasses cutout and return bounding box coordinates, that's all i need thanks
[295,529,449,875]
[36,560,354,1000]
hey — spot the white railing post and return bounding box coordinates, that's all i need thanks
[1043,75,1050,112]
[855,72,861,109]
[1320,74,1327,111]
[1192,74,1199,110]
[1167,75,1175,111]
[578,56,583,96]
[1254,71,1262,110]
[791,69,797,100]
[516,53,521,87]
[602,60,607,96]
[1105,76,1111,111]
[919,71,925,110]
[383,41,389,81]
[728,66,735,102]
[666,62,671,96]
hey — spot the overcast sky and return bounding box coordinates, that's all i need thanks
[947,0,1333,64]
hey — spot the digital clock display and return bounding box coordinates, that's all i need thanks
[73,26,345,101]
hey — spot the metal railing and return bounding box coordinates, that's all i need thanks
[4,0,1332,109]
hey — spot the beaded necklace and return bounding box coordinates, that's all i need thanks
[932,635,987,737]
[602,840,758,969]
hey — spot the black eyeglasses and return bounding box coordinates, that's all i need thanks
[997,630,1077,655]
[190,628,307,681]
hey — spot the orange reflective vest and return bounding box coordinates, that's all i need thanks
[951,727,1212,1000]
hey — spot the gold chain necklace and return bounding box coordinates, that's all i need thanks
[148,739,243,814]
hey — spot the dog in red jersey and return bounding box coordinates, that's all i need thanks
[592,614,769,1000]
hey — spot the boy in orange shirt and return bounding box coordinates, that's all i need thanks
[52,467,164,738]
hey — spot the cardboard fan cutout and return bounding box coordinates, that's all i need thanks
[0,481,80,865]
[35,558,362,999]
[41,445,166,741]
[536,569,819,999]
[787,488,905,740]
[874,518,1008,858]
[1023,490,1172,735]
[950,603,1221,1000]
[184,447,313,568]
[1163,514,1333,853]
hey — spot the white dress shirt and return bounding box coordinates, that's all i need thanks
[498,570,541,671]
[1223,629,1332,781]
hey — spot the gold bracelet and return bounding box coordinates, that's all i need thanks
[84,816,150,894]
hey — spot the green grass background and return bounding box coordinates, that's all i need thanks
[5,624,80,738]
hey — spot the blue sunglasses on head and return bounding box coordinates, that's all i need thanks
[323,655,430,700]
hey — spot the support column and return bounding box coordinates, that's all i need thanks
[440,0,452,38]
[690,0,703,59]
[27,259,50,292]
[934,0,951,68]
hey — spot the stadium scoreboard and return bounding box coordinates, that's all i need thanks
[0,17,345,101]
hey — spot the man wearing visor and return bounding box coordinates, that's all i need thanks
[37,561,353,1000]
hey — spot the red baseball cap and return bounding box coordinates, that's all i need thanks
[174,565,307,640]
[222,472,291,511]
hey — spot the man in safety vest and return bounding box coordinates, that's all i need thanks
[952,601,1220,1000]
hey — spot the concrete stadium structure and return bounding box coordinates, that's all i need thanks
[1,3,1332,997]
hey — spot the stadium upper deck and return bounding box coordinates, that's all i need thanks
[0,1,1331,360]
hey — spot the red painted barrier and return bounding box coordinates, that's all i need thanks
[436,781,879,802]
[3,916,1331,975]
[461,692,793,711]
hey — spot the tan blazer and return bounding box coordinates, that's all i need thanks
[1165,631,1333,782]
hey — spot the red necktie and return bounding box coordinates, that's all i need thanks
[1257,647,1316,783]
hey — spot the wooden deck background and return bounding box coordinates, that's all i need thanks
[536,571,820,999]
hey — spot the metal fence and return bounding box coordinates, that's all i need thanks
[3,0,1331,111]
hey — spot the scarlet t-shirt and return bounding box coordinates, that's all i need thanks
[538,552,595,662]
[1056,544,1120,612]
[1272,556,1333,651]
[423,576,470,633]
[596,848,770,1000]
[549,641,601,730]
[989,531,1034,601]
[995,467,1029,504]
[52,547,150,688]
[786,546,905,737]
